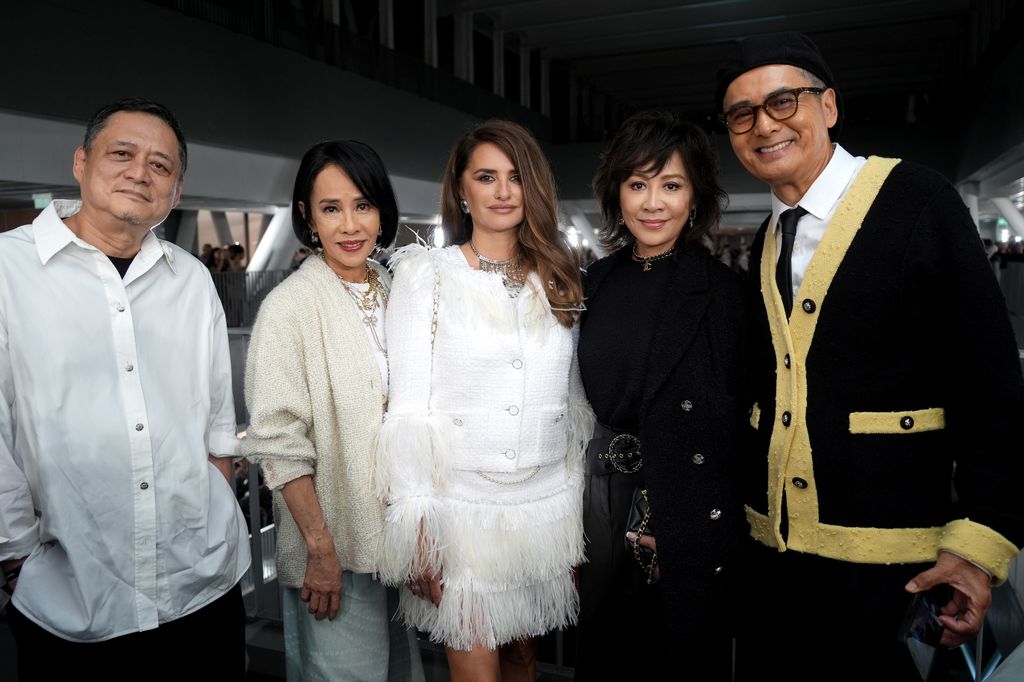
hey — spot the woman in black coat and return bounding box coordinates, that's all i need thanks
[575,110,747,681]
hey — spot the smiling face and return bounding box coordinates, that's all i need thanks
[723,64,837,205]
[72,111,183,230]
[619,151,694,257]
[459,142,524,236]
[300,164,379,282]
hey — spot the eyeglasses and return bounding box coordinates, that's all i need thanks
[720,87,825,134]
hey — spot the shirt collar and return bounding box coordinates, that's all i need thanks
[33,199,177,274]
[771,144,859,225]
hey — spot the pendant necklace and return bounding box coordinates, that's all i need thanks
[469,241,526,297]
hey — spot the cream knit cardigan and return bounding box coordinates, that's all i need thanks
[241,254,390,586]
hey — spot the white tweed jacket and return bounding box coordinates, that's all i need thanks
[374,244,593,581]
[242,254,390,585]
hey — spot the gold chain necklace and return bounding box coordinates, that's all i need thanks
[337,266,389,355]
[469,241,526,297]
[631,243,676,272]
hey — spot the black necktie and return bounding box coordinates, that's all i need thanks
[776,206,807,318]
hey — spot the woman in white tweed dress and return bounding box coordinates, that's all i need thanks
[243,141,422,682]
[375,120,593,681]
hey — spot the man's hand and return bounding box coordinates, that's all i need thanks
[2,557,26,594]
[208,454,233,484]
[906,551,992,647]
[301,548,343,621]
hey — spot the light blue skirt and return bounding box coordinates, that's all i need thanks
[282,572,424,682]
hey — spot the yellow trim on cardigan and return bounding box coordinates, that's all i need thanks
[940,519,1018,583]
[849,407,945,434]
[745,509,1017,582]
[749,403,761,430]
[759,156,901,550]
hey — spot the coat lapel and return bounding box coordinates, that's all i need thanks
[640,245,712,414]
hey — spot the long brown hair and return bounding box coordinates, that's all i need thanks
[440,120,582,327]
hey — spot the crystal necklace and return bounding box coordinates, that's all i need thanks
[469,241,525,297]
[337,266,389,355]
[632,242,676,272]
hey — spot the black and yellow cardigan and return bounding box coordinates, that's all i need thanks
[744,156,1024,581]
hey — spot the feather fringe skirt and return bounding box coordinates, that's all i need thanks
[383,461,584,651]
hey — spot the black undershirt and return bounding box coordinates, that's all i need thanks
[578,253,678,434]
[107,255,135,278]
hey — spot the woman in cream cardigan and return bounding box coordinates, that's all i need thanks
[375,120,593,682]
[243,140,422,682]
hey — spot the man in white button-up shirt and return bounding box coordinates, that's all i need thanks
[0,98,250,679]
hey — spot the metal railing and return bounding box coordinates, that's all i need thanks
[211,270,290,329]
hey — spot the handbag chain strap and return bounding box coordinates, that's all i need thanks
[631,489,659,585]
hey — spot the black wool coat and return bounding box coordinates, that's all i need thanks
[583,243,749,665]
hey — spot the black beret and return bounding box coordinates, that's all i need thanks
[715,32,842,140]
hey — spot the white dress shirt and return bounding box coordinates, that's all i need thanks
[0,200,250,642]
[772,144,867,295]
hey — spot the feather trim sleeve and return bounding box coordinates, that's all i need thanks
[566,326,595,483]
[374,244,454,582]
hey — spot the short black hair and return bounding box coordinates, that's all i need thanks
[83,98,188,177]
[291,140,399,250]
[592,110,727,252]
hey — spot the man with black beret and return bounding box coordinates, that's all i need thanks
[717,32,1024,677]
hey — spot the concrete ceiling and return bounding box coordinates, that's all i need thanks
[447,0,986,125]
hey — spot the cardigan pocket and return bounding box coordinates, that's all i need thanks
[848,407,945,434]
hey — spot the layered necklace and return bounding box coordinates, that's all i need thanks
[469,241,525,297]
[336,265,389,355]
[632,242,676,272]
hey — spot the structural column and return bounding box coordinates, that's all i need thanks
[423,0,438,67]
[454,11,474,83]
[378,0,394,48]
[519,44,530,108]
[493,30,505,96]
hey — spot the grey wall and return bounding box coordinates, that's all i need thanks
[0,0,477,184]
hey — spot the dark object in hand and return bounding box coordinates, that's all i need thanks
[898,585,953,647]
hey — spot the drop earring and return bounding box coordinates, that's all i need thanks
[459,199,470,214]
[310,230,319,245]
[688,208,696,230]
[616,213,625,226]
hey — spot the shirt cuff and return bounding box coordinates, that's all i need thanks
[940,549,994,581]
[208,430,241,457]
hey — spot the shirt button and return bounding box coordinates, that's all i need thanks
[900,416,914,430]
[504,449,516,460]
[512,359,523,369]
[135,423,145,431]
[783,354,791,369]
[140,481,149,490]
[507,405,520,416]
[781,411,791,427]
[680,400,693,412]
[792,477,808,489]
[709,508,722,521]
[692,453,705,465]
[453,418,463,426]
[714,566,724,576]
[115,303,126,312]
[802,299,816,314]
[125,362,134,372]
